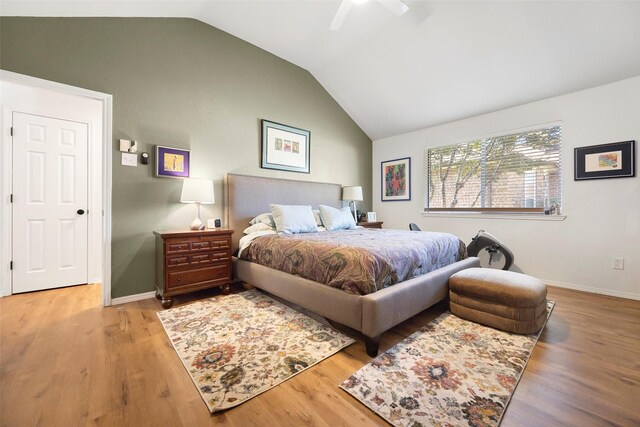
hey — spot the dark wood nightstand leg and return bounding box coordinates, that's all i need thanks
[222,284,231,295]
[161,297,174,309]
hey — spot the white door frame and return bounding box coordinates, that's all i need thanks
[0,70,113,306]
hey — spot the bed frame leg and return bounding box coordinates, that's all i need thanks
[365,336,380,357]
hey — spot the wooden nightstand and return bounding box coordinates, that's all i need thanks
[154,229,234,309]
[358,221,384,229]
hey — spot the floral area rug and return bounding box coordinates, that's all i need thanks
[157,289,354,412]
[340,301,554,427]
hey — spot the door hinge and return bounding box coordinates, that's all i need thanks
[10,127,13,136]
[10,194,13,203]
[10,261,13,270]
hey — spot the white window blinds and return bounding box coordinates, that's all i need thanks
[425,125,562,212]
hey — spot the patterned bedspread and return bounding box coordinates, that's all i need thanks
[239,229,467,295]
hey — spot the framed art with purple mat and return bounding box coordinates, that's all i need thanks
[155,145,190,179]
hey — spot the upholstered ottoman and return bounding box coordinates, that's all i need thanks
[449,268,547,334]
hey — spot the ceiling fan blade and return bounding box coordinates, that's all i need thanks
[330,0,354,31]
[378,0,409,16]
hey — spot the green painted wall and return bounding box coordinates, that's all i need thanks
[0,17,372,298]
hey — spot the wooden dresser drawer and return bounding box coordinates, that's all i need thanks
[166,249,230,269]
[167,264,231,289]
[191,237,230,252]
[165,241,191,254]
[166,255,190,268]
[165,236,231,254]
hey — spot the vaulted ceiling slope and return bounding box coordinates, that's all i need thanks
[3,1,640,140]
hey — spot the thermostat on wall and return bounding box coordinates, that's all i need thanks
[121,152,137,167]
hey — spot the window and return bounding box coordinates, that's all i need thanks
[425,125,561,213]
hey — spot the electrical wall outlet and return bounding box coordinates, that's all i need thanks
[612,257,624,270]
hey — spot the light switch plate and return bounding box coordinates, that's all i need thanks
[119,139,131,152]
[121,152,137,167]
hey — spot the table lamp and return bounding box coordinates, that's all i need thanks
[180,178,215,230]
[342,185,363,222]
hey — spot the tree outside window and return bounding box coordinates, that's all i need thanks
[425,126,561,212]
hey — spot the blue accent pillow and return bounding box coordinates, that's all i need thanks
[318,205,357,231]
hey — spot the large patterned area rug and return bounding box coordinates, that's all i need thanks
[341,301,555,427]
[157,289,354,412]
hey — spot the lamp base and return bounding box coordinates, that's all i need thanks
[189,217,204,230]
[189,202,205,230]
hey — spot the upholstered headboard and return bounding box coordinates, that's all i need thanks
[225,174,343,251]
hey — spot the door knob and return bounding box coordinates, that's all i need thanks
[77,209,85,215]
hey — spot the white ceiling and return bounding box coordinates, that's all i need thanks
[3,0,640,140]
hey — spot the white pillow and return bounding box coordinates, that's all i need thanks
[312,209,324,227]
[249,213,275,228]
[243,222,275,235]
[270,204,318,234]
[318,205,357,231]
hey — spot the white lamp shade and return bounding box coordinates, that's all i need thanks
[342,186,363,201]
[180,178,215,204]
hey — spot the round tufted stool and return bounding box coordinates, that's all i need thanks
[449,268,547,334]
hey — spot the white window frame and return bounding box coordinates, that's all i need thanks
[424,122,563,216]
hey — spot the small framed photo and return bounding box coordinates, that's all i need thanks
[367,212,377,222]
[382,157,411,201]
[261,120,310,174]
[574,140,635,180]
[155,145,190,179]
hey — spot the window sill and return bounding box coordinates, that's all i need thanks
[422,212,566,221]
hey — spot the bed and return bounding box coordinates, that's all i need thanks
[226,173,480,356]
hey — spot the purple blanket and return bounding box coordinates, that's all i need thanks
[240,229,467,295]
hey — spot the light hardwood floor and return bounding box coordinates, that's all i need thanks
[1,284,639,426]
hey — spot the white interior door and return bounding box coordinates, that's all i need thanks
[12,112,89,293]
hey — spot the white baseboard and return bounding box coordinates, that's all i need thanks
[5,279,639,303]
[110,290,156,306]
[545,279,640,301]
